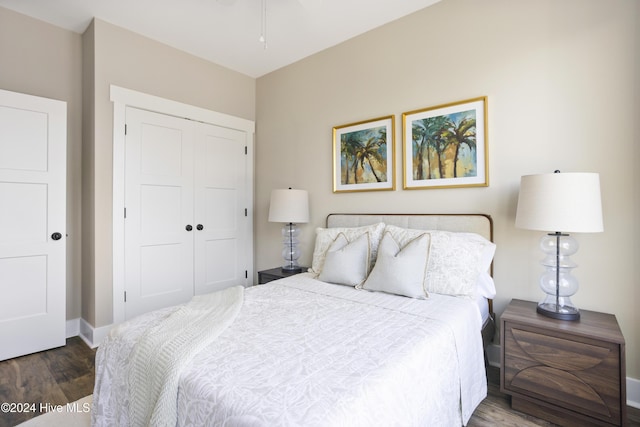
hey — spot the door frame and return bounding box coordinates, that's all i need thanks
[111,85,255,325]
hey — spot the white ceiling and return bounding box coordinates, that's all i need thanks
[0,0,441,78]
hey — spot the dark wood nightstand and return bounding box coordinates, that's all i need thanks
[500,299,626,427]
[257,267,309,284]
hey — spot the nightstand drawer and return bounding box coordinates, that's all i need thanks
[258,272,282,284]
[258,267,309,284]
[504,322,622,425]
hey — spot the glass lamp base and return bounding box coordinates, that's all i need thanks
[536,232,581,321]
[537,302,580,321]
[281,265,302,273]
[280,222,302,274]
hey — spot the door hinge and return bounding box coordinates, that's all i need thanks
[124,207,127,218]
[245,270,248,279]
[124,124,127,135]
[244,146,247,155]
[244,208,247,217]
[124,291,127,302]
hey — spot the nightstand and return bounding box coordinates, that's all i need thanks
[257,267,308,284]
[500,299,627,427]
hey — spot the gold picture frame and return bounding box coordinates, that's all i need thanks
[333,115,395,193]
[402,97,488,189]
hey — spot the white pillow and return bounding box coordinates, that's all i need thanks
[383,225,496,299]
[426,230,496,298]
[318,233,370,286]
[477,272,496,299]
[310,222,385,276]
[360,232,430,299]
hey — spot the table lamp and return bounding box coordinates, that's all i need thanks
[268,188,309,273]
[515,171,603,320]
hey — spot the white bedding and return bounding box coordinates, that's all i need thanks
[93,273,487,426]
[476,294,490,324]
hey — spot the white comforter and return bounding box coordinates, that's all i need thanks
[93,273,487,426]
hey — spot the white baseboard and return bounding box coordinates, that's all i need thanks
[487,343,640,409]
[628,377,640,409]
[77,318,113,349]
[66,318,80,338]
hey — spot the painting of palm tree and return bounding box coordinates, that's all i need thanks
[412,110,477,180]
[333,116,395,192]
[403,97,488,189]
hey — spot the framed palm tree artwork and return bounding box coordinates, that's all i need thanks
[333,115,395,193]
[402,97,488,189]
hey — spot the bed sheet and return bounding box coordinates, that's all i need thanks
[93,273,487,426]
[476,294,490,324]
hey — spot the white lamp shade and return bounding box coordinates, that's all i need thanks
[268,189,309,223]
[515,172,603,233]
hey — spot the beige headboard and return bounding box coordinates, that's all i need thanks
[326,213,493,242]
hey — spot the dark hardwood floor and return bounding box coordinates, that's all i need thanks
[0,337,638,427]
[0,337,95,427]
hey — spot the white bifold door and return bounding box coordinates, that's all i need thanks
[0,89,66,361]
[124,107,248,320]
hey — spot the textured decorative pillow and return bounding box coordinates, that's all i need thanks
[310,222,385,276]
[360,232,430,299]
[383,225,496,299]
[383,224,429,247]
[318,233,370,286]
[425,230,496,298]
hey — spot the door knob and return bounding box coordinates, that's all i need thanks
[196,224,204,231]
[51,232,62,240]
[185,225,193,231]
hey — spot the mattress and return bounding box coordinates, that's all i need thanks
[93,273,487,426]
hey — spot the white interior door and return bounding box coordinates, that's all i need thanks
[124,107,195,319]
[0,89,66,361]
[194,123,247,294]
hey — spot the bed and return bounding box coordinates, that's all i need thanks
[93,213,496,427]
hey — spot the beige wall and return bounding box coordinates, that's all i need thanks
[84,19,256,327]
[81,22,96,326]
[255,0,639,379]
[0,7,84,321]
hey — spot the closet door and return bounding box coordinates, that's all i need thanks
[124,107,195,319]
[0,89,66,361]
[194,123,247,294]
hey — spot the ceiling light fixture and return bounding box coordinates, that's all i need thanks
[259,0,268,49]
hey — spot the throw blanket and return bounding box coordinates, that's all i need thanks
[97,286,244,427]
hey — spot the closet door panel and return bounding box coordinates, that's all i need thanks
[194,123,247,294]
[124,107,195,319]
[203,239,237,284]
[205,188,237,235]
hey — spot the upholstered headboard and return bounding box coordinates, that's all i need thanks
[327,213,493,242]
